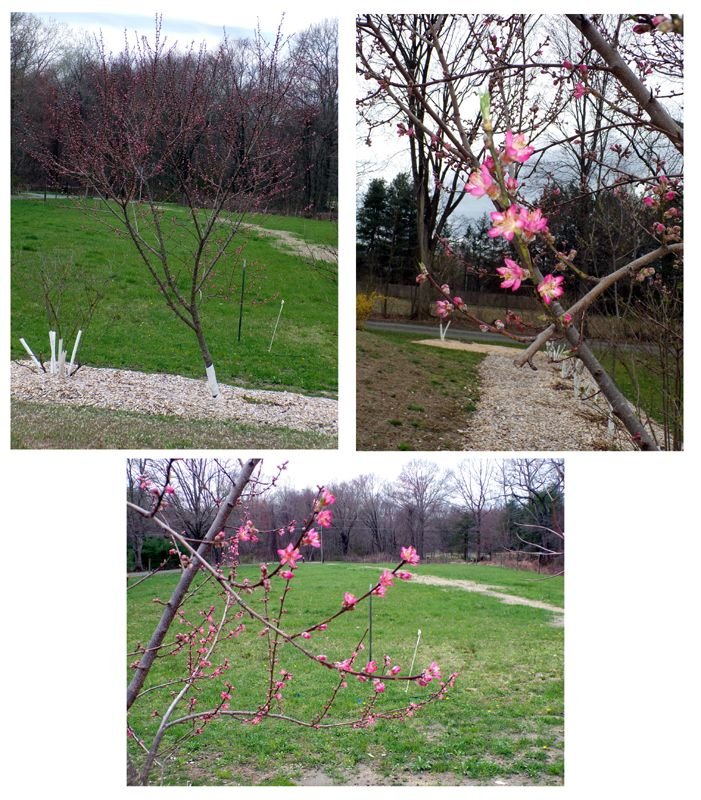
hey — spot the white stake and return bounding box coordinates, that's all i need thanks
[268,299,285,352]
[49,330,57,375]
[68,330,82,375]
[405,628,422,692]
[439,320,451,341]
[19,338,43,371]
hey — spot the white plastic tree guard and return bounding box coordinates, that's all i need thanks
[18,329,83,377]
[206,364,220,398]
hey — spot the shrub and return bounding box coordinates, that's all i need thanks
[356,291,382,329]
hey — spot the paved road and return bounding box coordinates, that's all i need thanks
[364,319,650,354]
[364,319,523,346]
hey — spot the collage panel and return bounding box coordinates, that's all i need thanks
[356,13,682,452]
[126,453,564,786]
[10,10,339,449]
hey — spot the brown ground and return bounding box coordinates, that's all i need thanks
[356,329,485,450]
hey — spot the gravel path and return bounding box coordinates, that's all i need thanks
[416,339,654,451]
[11,361,337,435]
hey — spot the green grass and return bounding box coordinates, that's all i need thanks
[416,563,564,607]
[594,348,668,423]
[11,400,336,449]
[243,212,337,247]
[11,199,337,395]
[127,562,563,786]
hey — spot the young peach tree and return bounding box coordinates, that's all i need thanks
[31,20,304,397]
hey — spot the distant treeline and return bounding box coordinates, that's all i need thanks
[11,13,338,217]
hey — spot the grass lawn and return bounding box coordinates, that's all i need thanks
[356,329,484,450]
[11,400,336,449]
[244,212,338,247]
[11,199,337,395]
[127,562,564,786]
[594,347,671,424]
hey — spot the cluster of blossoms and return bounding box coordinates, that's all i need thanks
[451,130,568,317]
[137,475,175,512]
[340,545,419,611]
[632,15,677,34]
[496,257,527,292]
[643,176,683,244]
[561,61,589,100]
[488,204,549,243]
[464,130,534,202]
[275,488,335,579]
[129,480,457,771]
[237,519,258,543]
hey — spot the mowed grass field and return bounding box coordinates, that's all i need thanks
[11,199,337,394]
[127,562,564,786]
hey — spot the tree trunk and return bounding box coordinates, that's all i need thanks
[191,304,219,397]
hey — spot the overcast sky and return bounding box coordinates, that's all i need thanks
[238,452,523,494]
[35,4,332,54]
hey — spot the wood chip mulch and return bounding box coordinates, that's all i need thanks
[415,340,659,451]
[11,361,337,435]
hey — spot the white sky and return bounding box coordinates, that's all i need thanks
[34,4,332,53]
[260,451,514,492]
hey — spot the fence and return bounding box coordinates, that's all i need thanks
[359,281,540,312]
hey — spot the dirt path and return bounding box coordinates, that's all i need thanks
[410,573,564,618]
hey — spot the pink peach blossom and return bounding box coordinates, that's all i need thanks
[400,545,420,565]
[379,569,395,588]
[277,543,301,569]
[503,130,535,164]
[317,488,335,507]
[488,205,523,241]
[496,257,526,292]
[537,274,565,305]
[518,207,549,241]
[316,509,333,528]
[435,299,453,319]
[465,163,499,198]
[301,528,321,548]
